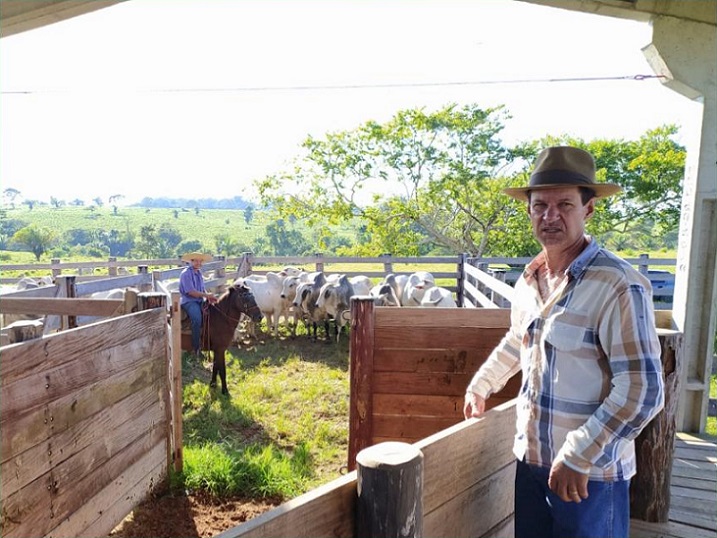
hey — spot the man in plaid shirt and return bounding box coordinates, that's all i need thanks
[464,146,664,538]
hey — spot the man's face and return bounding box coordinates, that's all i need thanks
[528,187,594,249]
[190,258,203,269]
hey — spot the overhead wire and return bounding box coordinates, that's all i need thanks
[1,74,667,95]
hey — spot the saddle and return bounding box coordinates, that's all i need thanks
[180,303,211,344]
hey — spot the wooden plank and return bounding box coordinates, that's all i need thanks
[372,371,475,396]
[668,509,717,530]
[1,324,166,422]
[423,462,514,538]
[671,461,717,480]
[1,380,165,499]
[674,437,717,450]
[373,393,463,417]
[630,518,717,538]
[674,447,717,462]
[0,297,124,316]
[214,472,357,538]
[1,422,166,538]
[372,414,460,442]
[480,515,514,538]
[415,401,517,513]
[671,475,717,490]
[374,307,511,328]
[372,383,519,419]
[373,347,499,373]
[46,442,167,538]
[671,485,717,502]
[1,308,166,385]
[1,357,164,463]
[670,494,717,517]
[375,326,509,350]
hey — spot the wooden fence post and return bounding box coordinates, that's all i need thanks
[476,261,488,297]
[630,330,682,522]
[51,258,62,278]
[236,252,253,278]
[169,291,183,474]
[456,253,468,307]
[55,275,77,329]
[356,442,423,538]
[381,253,393,275]
[490,269,508,307]
[215,255,227,294]
[315,252,324,273]
[137,265,152,292]
[638,253,650,275]
[349,296,376,471]
[108,256,118,276]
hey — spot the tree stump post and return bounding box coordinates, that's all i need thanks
[356,442,423,538]
[630,330,682,522]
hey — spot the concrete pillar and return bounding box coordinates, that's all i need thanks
[644,15,717,431]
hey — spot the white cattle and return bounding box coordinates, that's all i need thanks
[347,275,372,297]
[237,272,297,337]
[369,283,401,307]
[401,271,436,306]
[383,273,409,304]
[419,286,457,307]
[293,272,331,340]
[316,275,355,343]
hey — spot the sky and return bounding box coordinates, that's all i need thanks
[0,0,700,205]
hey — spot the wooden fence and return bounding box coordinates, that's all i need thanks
[347,299,519,468]
[215,401,518,538]
[1,252,677,307]
[0,307,172,538]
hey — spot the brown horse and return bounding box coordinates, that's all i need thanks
[200,283,263,395]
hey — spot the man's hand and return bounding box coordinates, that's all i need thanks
[206,292,218,304]
[464,392,486,419]
[548,460,589,503]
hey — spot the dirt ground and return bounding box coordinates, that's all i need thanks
[110,488,280,538]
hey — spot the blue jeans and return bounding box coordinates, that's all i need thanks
[182,300,203,352]
[515,459,630,538]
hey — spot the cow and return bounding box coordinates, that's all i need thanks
[316,275,355,343]
[419,286,457,307]
[401,271,436,306]
[293,273,331,341]
[369,283,401,307]
[236,272,297,337]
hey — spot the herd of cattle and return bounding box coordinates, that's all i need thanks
[235,266,457,342]
[0,267,459,345]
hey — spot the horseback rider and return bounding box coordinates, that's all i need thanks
[179,251,218,357]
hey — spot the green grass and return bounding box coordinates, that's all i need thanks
[173,325,350,500]
[706,374,717,438]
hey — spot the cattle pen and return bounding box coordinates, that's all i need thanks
[1,253,714,538]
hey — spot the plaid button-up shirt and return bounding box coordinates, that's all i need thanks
[468,238,664,481]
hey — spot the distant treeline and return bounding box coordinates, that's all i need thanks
[134,196,252,210]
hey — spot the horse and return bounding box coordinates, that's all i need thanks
[200,283,263,395]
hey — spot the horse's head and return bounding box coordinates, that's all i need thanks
[233,284,263,322]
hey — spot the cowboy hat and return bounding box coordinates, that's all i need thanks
[503,146,622,202]
[181,252,213,263]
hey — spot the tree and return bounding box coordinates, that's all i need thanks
[134,223,183,258]
[258,103,686,257]
[244,205,254,225]
[258,103,532,256]
[109,194,124,215]
[11,225,56,261]
[3,188,21,209]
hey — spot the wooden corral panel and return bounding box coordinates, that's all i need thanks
[215,401,517,538]
[349,299,517,467]
[0,308,169,538]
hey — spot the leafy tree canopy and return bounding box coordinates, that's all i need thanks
[257,103,685,257]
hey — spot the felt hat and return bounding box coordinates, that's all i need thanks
[181,252,213,263]
[503,146,622,202]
